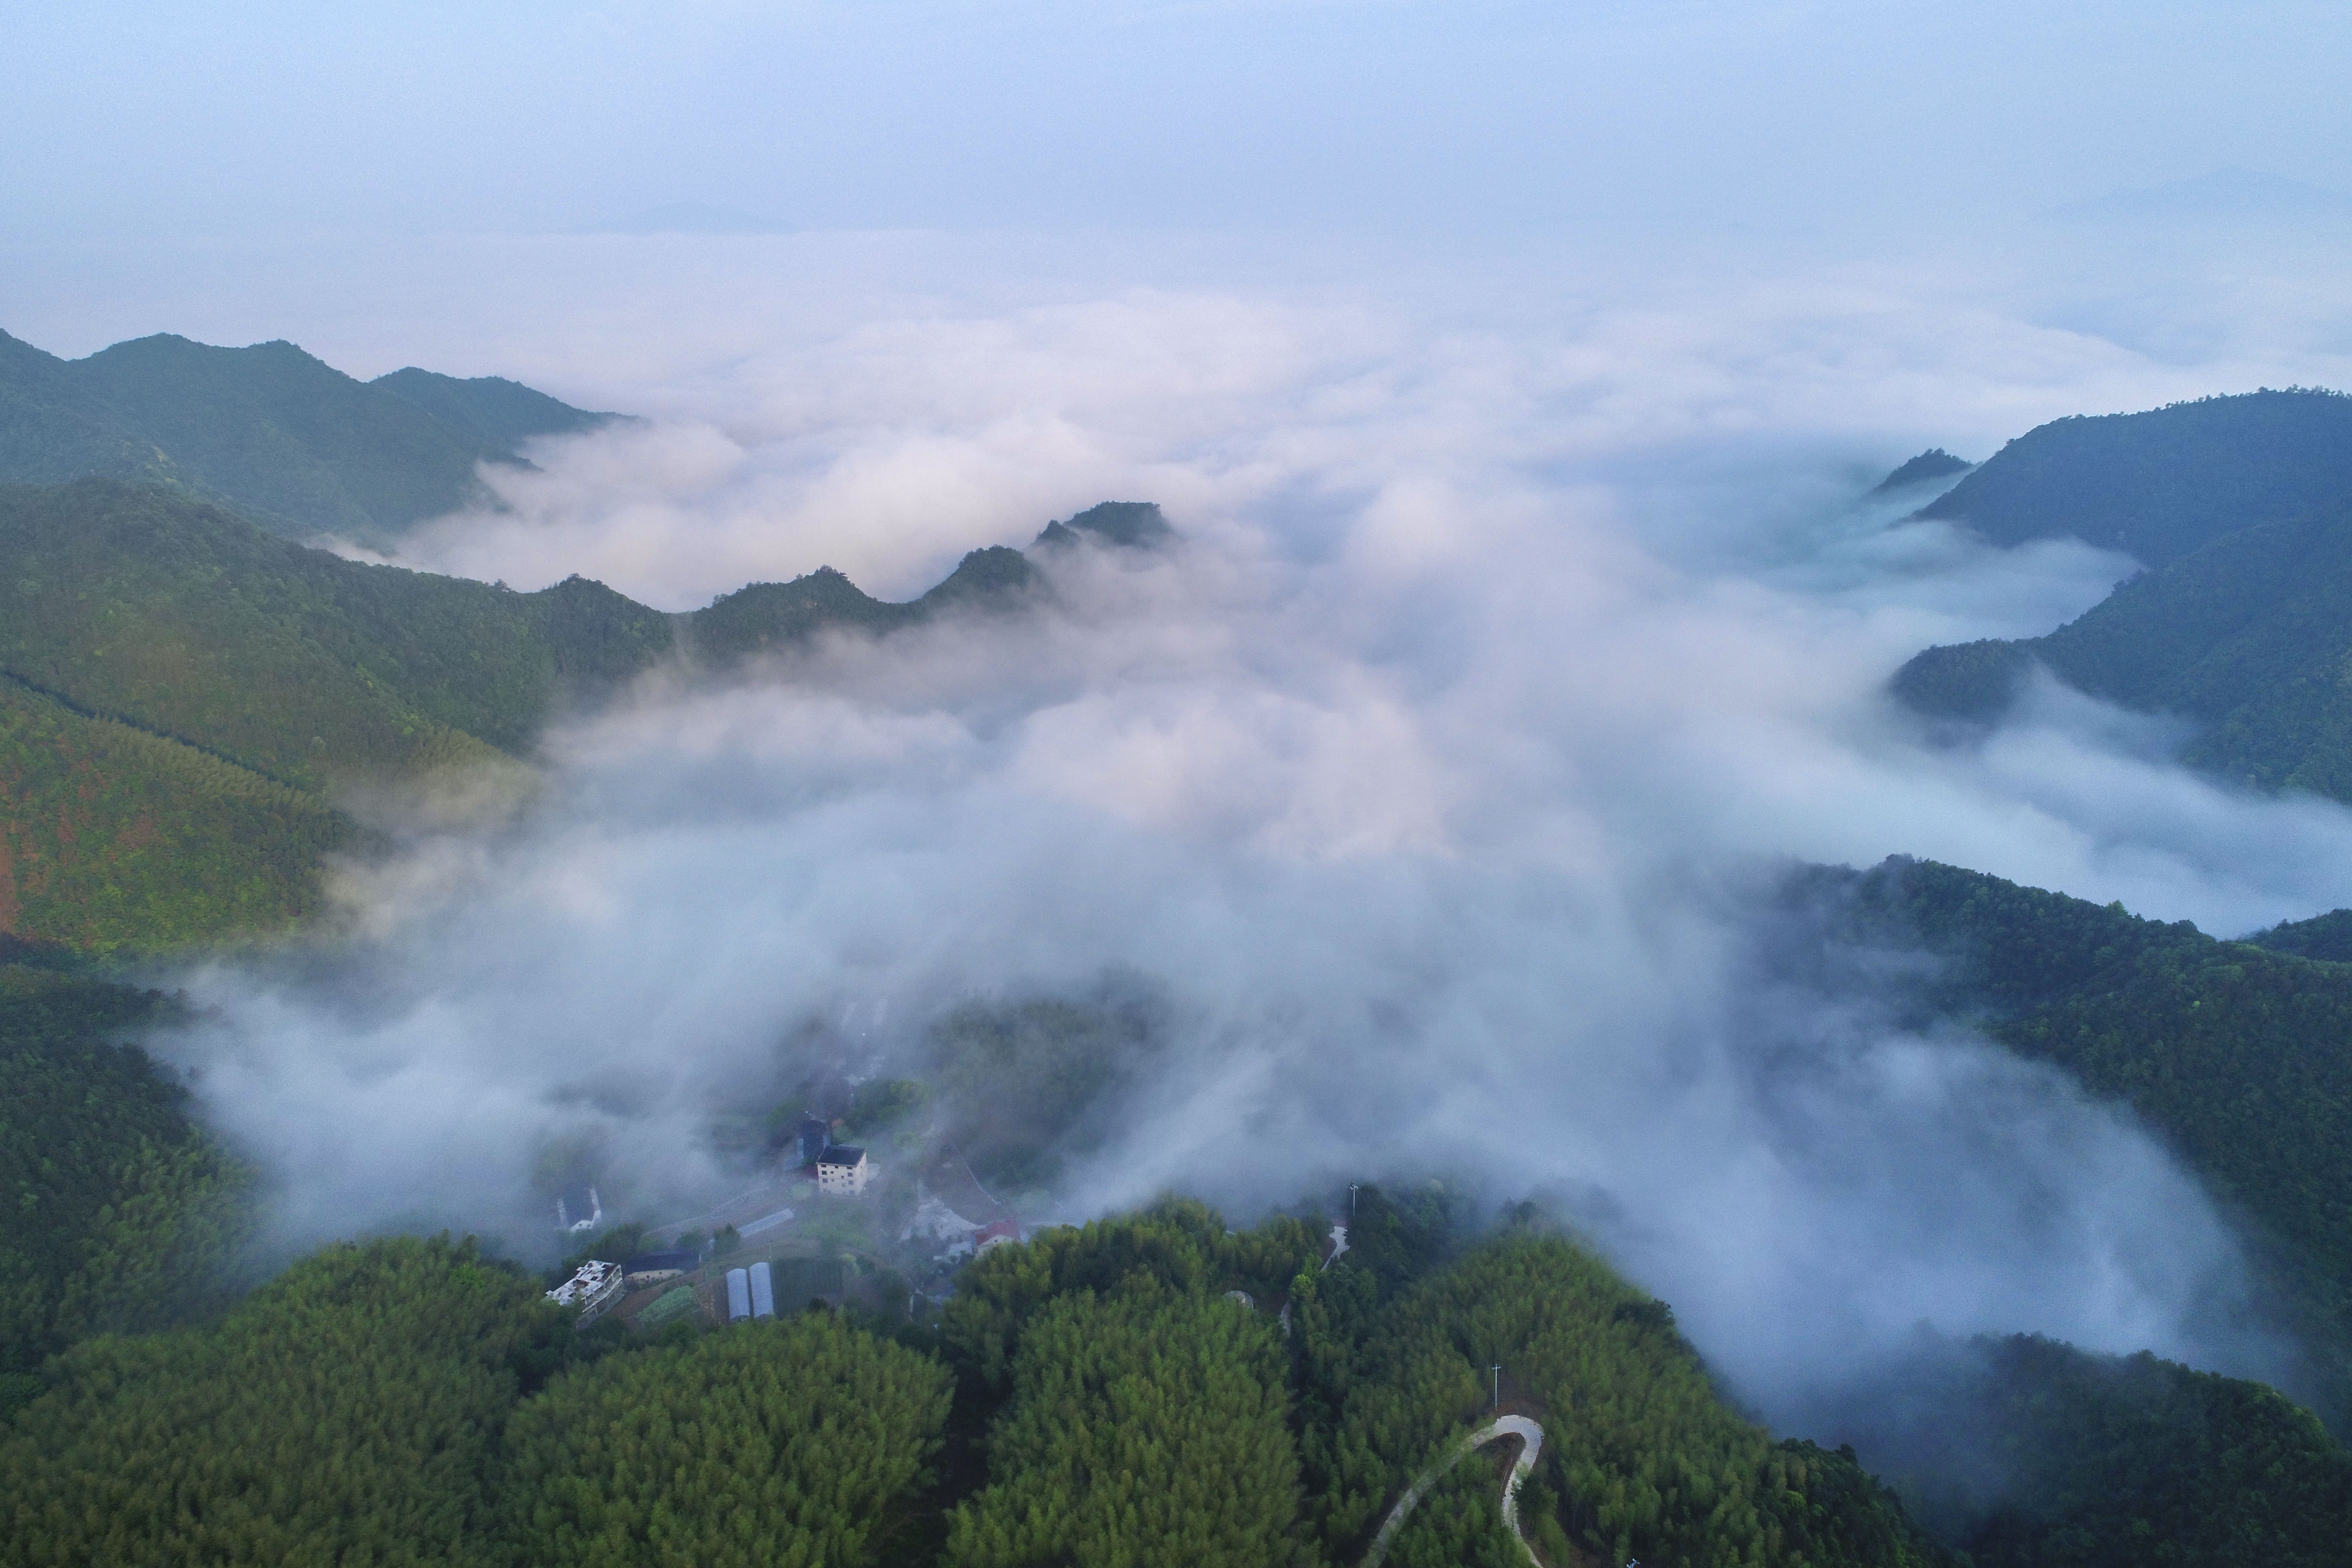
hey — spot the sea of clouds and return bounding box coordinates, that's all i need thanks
[116,227,2352,1431]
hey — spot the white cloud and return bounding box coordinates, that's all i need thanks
[153,242,2352,1436]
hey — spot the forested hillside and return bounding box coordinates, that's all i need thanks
[0,676,351,949]
[1894,491,2352,797]
[1822,1332,2352,1568]
[1887,389,2352,801]
[942,1195,1948,1567]
[0,481,671,787]
[1913,388,2352,565]
[1791,856,2352,1360]
[0,966,247,1396]
[505,1312,952,1568]
[0,328,618,545]
[0,482,1168,951]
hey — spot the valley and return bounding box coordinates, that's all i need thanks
[7,328,2352,1567]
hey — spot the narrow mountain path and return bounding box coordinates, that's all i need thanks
[1358,1414,1546,1568]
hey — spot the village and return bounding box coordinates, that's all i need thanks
[545,1099,1028,1333]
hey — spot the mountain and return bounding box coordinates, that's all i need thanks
[2248,907,2352,964]
[1911,389,2352,567]
[688,501,1171,664]
[1888,389,2352,799]
[0,329,619,546]
[1871,448,1972,494]
[1789,855,2352,1368]
[692,547,1041,664]
[0,480,673,790]
[1033,499,1175,551]
[0,482,1170,951]
[1894,491,2352,796]
[368,367,620,451]
[1817,1331,2352,1566]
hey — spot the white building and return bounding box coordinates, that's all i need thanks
[555,1184,603,1235]
[816,1145,871,1196]
[546,1259,626,1322]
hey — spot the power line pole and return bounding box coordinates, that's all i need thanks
[1490,1364,1501,1409]
[1350,1183,1359,1215]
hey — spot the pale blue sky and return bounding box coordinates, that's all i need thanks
[7,1,2347,242]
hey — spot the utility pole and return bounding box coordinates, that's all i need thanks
[1350,1183,1359,1215]
[1490,1364,1501,1409]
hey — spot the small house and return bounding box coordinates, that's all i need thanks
[974,1219,1021,1253]
[816,1145,871,1196]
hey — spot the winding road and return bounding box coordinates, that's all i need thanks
[1358,1414,1546,1568]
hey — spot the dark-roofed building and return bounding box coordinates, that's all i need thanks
[794,1113,831,1171]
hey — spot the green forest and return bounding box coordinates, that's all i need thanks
[1894,391,2352,802]
[1796,856,2352,1358]
[0,481,1155,953]
[0,328,616,546]
[6,942,2350,1567]
[11,340,2352,1564]
[1911,389,2352,567]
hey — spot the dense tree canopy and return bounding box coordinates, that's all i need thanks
[0,1235,558,1568]
[503,1311,953,1568]
[1297,1215,1951,1568]
[0,967,246,1383]
[1803,857,2352,1347]
[945,1280,1308,1568]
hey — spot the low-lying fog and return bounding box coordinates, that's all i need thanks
[141,236,2352,1431]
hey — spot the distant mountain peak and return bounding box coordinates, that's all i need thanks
[0,325,623,546]
[1033,501,1175,552]
[1871,449,1972,494]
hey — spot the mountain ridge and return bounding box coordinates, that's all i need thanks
[0,481,1178,950]
[0,328,621,547]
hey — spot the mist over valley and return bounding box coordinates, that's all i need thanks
[10,6,2352,1560]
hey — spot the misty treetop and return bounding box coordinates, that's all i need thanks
[942,1196,1321,1390]
[945,1192,1946,1568]
[1801,856,2352,1351]
[925,992,1179,1197]
[1300,1223,1953,1568]
[1820,1332,2352,1568]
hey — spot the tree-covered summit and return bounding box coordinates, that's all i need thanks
[1913,387,2352,565]
[0,328,622,546]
